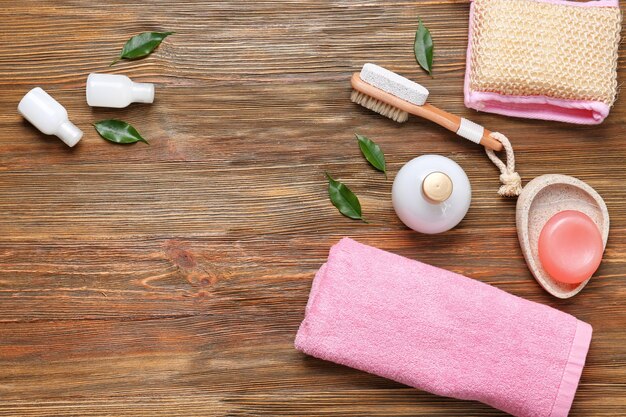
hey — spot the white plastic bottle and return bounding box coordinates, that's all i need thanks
[18,87,83,147]
[392,155,471,234]
[86,73,154,108]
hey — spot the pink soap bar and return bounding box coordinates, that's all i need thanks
[538,210,603,284]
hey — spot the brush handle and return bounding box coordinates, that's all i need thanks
[351,73,503,152]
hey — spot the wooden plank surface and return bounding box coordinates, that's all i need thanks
[0,1,624,415]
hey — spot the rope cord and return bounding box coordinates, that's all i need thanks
[485,132,523,197]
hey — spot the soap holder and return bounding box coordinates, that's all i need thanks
[516,174,609,298]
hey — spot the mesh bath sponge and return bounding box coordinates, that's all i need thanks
[464,0,621,124]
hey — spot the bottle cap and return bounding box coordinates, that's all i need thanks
[422,172,453,203]
[56,121,83,147]
[132,82,155,103]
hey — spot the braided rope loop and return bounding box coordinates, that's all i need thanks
[485,132,522,197]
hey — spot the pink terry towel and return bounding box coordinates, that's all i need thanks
[295,238,592,417]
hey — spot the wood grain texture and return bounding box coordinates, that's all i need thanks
[0,1,625,415]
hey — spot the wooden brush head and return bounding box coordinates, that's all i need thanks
[350,89,409,123]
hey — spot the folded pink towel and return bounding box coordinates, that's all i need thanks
[295,238,592,417]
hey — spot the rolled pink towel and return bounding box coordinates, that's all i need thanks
[295,238,592,417]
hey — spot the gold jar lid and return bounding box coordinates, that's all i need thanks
[422,172,453,203]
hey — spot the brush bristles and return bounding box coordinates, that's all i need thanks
[351,90,409,123]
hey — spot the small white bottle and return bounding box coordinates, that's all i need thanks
[18,87,83,147]
[392,155,471,234]
[86,73,154,108]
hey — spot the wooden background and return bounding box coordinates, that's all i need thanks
[0,1,624,415]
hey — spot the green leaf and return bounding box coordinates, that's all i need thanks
[356,133,387,177]
[414,18,433,75]
[325,173,366,222]
[111,31,174,65]
[93,120,149,145]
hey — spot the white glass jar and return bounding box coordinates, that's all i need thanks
[392,155,471,234]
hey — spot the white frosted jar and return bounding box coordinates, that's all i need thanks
[392,155,471,234]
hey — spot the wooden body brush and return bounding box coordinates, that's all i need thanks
[351,64,503,152]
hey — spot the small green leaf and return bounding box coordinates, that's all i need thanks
[356,133,387,177]
[414,18,433,75]
[111,31,174,65]
[93,120,149,145]
[326,173,366,222]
